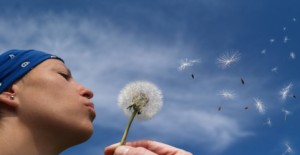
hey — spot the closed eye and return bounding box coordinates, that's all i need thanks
[59,72,70,80]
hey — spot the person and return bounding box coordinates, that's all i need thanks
[0,49,192,155]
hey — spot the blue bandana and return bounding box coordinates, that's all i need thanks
[0,49,63,93]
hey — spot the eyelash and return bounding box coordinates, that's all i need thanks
[59,73,70,80]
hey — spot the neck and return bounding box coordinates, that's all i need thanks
[0,117,61,155]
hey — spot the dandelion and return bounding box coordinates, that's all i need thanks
[178,58,200,71]
[292,18,296,22]
[118,81,163,145]
[290,52,296,59]
[269,38,275,44]
[282,108,292,121]
[279,83,293,100]
[282,142,293,155]
[218,89,236,100]
[216,50,240,69]
[254,98,265,114]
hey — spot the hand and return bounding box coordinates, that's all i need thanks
[104,139,193,155]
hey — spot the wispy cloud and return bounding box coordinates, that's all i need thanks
[142,109,253,153]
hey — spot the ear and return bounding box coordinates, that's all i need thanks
[0,86,18,108]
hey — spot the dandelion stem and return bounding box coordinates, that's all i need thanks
[120,110,137,145]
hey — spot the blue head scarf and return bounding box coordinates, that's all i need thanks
[0,49,64,93]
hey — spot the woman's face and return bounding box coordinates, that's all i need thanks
[14,59,96,145]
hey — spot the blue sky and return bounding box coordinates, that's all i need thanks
[0,0,299,155]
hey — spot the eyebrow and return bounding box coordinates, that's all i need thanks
[54,64,72,76]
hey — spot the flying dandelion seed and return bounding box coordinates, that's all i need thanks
[279,83,293,100]
[271,67,278,73]
[218,89,236,100]
[254,98,265,114]
[191,73,195,79]
[282,143,293,155]
[261,49,267,54]
[292,18,296,22]
[290,52,296,59]
[283,36,290,43]
[178,58,200,71]
[269,38,275,44]
[282,109,292,121]
[241,78,245,85]
[216,51,241,69]
[264,117,272,127]
[283,27,287,31]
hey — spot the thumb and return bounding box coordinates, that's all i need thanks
[114,146,157,155]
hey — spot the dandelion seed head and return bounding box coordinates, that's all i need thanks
[178,58,200,71]
[279,83,293,100]
[290,52,296,59]
[218,89,236,100]
[254,98,265,114]
[216,50,240,69]
[118,81,163,120]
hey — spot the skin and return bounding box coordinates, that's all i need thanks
[104,140,193,155]
[0,59,95,155]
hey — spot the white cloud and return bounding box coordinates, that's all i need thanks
[142,109,253,153]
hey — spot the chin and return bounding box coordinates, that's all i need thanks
[78,123,94,142]
[66,122,95,146]
[55,123,95,153]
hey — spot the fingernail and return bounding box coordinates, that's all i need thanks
[116,146,129,155]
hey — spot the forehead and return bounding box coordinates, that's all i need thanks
[25,59,69,78]
[36,59,67,70]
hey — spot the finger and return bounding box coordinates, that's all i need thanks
[114,146,157,155]
[126,140,179,151]
[103,143,119,155]
[126,140,193,155]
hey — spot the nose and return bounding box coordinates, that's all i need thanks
[79,86,94,99]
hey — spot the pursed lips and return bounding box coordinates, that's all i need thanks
[84,102,94,109]
[84,102,96,119]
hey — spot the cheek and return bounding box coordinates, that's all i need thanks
[17,79,82,126]
[18,94,94,140]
